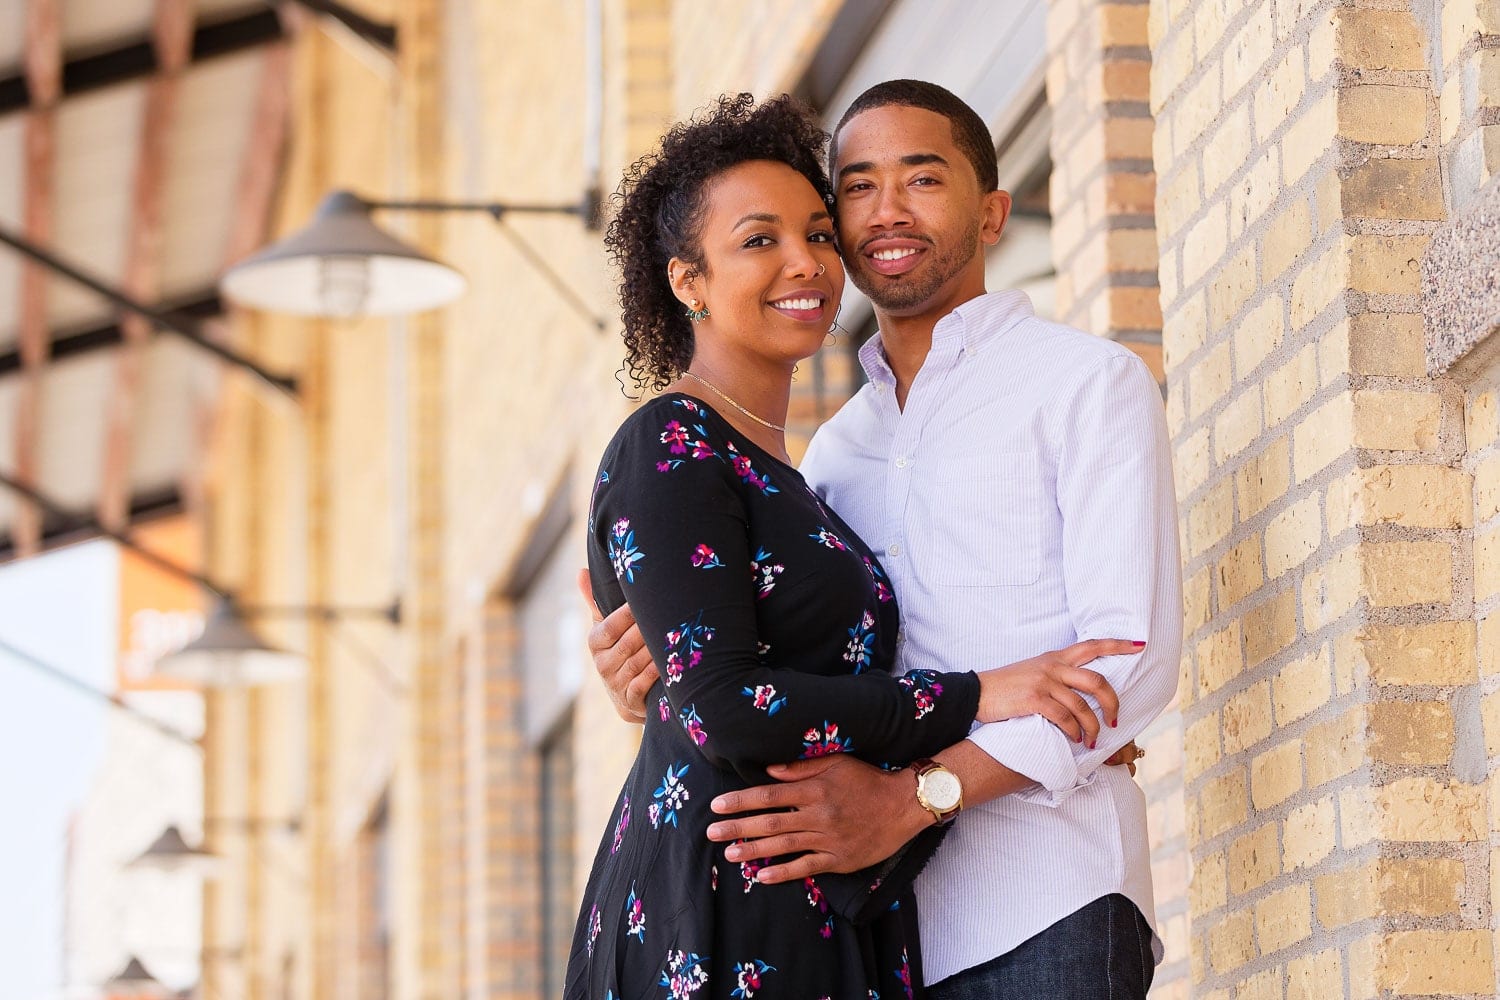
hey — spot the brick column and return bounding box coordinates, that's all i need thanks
[1152,0,1497,995]
[1045,3,1187,996]
[1047,0,1163,379]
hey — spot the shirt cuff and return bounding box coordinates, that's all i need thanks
[967,715,1093,807]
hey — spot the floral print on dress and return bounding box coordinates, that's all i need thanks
[738,851,766,893]
[742,683,787,716]
[657,414,717,472]
[897,949,914,1000]
[657,695,671,722]
[610,518,645,583]
[585,903,602,957]
[750,547,783,598]
[691,543,724,569]
[611,796,631,854]
[863,556,894,603]
[897,670,947,720]
[804,877,834,939]
[660,950,710,998]
[649,762,691,829]
[679,704,707,746]
[731,960,776,998]
[663,612,715,685]
[810,526,847,551]
[724,441,779,496]
[625,884,646,942]
[844,611,877,673]
[800,721,853,758]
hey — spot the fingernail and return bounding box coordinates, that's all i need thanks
[1088,740,1097,750]
[1110,719,1118,728]
[1132,641,1146,647]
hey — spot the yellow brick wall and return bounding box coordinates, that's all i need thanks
[1152,0,1500,995]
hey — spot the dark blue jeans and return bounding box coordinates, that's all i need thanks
[928,894,1155,1000]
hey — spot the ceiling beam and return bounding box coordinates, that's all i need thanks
[98,0,196,535]
[0,9,288,117]
[11,0,63,559]
[0,483,184,564]
[0,295,223,378]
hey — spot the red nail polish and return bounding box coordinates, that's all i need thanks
[1088,740,1097,750]
[1110,720,1118,728]
[1132,641,1146,647]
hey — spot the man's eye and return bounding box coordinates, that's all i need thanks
[845,181,873,193]
[912,176,939,186]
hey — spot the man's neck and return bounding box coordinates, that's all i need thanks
[874,287,987,408]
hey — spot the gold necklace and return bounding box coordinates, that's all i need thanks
[680,370,786,432]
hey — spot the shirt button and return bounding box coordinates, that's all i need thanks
[888,542,902,557]
[895,456,908,469]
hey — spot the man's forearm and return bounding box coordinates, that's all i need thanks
[936,738,1037,810]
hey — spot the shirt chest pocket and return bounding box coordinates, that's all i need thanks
[917,451,1047,587]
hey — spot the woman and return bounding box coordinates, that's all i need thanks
[567,94,1131,999]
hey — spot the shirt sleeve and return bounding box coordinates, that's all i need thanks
[965,353,1182,805]
[588,415,980,785]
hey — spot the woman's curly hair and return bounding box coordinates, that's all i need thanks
[604,93,833,393]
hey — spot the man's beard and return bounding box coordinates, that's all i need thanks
[845,217,982,313]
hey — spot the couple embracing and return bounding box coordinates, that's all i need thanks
[568,79,1180,1000]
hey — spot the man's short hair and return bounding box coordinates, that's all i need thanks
[831,79,999,193]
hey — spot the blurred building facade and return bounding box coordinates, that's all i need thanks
[134,1,1500,1000]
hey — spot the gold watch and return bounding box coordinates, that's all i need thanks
[912,758,963,825]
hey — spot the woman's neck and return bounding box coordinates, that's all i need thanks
[671,357,792,465]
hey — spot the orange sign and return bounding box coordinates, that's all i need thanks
[117,516,206,691]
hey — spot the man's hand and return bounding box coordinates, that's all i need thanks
[576,569,658,724]
[704,740,1146,884]
[705,756,929,884]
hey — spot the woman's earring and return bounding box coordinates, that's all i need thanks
[826,303,845,345]
[685,299,711,323]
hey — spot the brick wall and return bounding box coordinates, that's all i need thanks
[1151,0,1500,994]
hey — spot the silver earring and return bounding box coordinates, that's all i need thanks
[814,263,826,277]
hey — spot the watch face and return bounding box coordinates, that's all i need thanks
[922,769,962,811]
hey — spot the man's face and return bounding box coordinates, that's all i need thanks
[831,105,1008,319]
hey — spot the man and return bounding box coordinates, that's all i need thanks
[587,80,1180,997]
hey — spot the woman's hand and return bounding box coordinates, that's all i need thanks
[975,639,1142,747]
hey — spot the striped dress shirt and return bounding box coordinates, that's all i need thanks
[800,290,1182,985]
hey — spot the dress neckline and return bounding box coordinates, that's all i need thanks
[661,391,805,480]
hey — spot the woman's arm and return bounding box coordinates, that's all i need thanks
[589,415,980,781]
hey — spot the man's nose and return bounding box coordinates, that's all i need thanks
[867,186,913,229]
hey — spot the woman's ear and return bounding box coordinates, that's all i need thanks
[667,257,699,309]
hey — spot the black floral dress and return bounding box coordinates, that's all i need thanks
[565,394,981,1000]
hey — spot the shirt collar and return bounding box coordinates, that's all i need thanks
[857,289,1035,385]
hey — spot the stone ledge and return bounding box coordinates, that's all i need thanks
[1423,180,1500,377]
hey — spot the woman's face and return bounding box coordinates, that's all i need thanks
[671,159,844,371]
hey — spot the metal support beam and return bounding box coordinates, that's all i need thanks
[0,9,288,115]
[0,224,298,398]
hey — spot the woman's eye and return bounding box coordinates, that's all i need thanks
[742,235,773,248]
[809,231,835,243]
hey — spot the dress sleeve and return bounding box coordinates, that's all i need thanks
[588,413,980,784]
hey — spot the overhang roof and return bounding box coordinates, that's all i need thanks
[0,1,293,561]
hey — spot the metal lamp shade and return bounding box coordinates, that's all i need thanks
[154,601,306,687]
[126,825,227,880]
[220,190,467,317]
[101,956,168,998]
